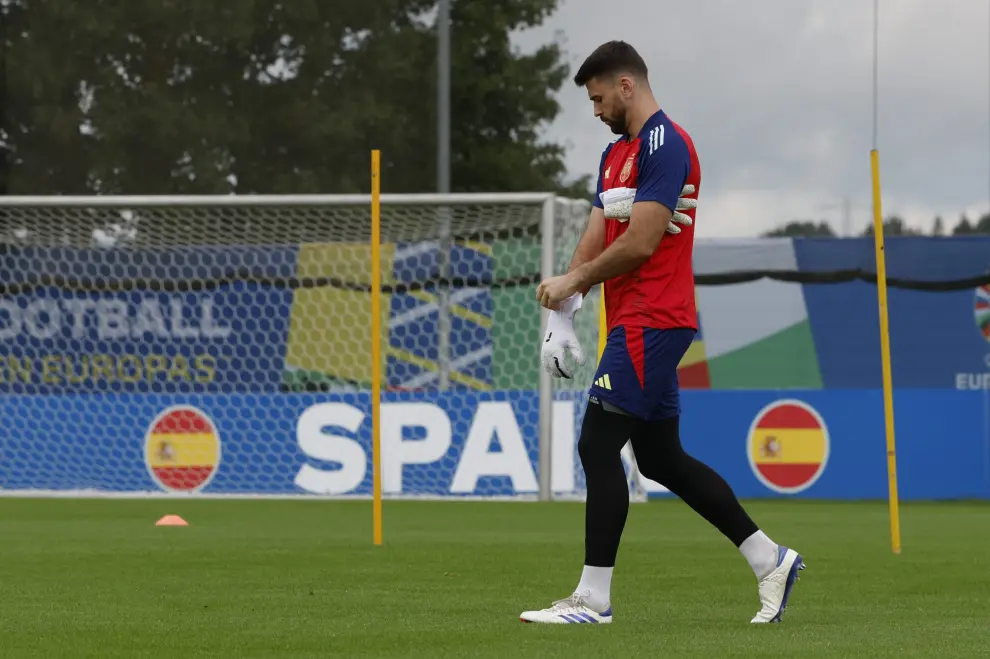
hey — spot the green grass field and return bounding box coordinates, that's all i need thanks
[1,499,988,659]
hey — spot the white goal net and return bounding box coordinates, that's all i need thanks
[0,193,647,500]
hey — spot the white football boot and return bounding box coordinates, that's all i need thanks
[520,592,613,624]
[751,545,805,623]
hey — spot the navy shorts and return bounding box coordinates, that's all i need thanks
[589,326,696,421]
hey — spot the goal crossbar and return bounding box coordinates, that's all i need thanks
[0,193,559,208]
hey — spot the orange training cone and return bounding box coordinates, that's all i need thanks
[155,514,188,526]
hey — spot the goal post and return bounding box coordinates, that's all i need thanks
[0,191,630,501]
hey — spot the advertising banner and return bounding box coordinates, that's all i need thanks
[1,389,987,500]
[0,245,297,394]
[0,285,292,394]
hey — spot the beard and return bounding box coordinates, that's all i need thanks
[601,112,627,135]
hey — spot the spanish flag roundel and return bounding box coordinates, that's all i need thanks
[144,406,221,493]
[747,400,829,494]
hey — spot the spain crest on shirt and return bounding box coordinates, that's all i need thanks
[619,156,635,183]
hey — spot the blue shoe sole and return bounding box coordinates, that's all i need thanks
[770,554,805,623]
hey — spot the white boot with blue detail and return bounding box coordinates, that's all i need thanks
[519,591,613,625]
[520,566,614,624]
[743,531,806,624]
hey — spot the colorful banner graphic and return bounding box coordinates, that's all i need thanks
[284,236,990,392]
[978,284,990,341]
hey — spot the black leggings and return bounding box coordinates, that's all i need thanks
[578,399,759,567]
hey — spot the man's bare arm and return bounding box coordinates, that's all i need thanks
[567,207,606,296]
[570,202,671,293]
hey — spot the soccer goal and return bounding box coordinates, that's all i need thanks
[0,191,648,502]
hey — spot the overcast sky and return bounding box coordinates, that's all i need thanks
[513,0,990,238]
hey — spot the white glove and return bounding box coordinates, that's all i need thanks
[599,184,697,234]
[600,187,636,220]
[667,184,697,235]
[541,293,586,379]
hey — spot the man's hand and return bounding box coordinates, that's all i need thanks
[667,184,697,235]
[541,293,585,379]
[536,273,581,310]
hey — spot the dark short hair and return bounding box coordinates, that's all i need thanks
[573,41,649,86]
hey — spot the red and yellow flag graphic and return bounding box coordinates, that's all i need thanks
[747,400,829,494]
[144,407,221,493]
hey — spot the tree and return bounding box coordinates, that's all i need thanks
[1,0,591,198]
[762,221,835,238]
[862,215,920,236]
[974,213,990,235]
[954,214,974,235]
[2,0,101,194]
[932,215,945,236]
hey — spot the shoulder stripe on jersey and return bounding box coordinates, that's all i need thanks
[648,125,665,155]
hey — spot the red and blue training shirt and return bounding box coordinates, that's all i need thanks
[592,109,701,333]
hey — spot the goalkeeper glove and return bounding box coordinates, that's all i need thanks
[667,184,698,235]
[598,184,698,234]
[541,293,586,379]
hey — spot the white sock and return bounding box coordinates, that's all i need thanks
[575,565,613,611]
[739,530,779,580]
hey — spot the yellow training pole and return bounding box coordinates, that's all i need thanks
[371,150,383,547]
[870,148,901,555]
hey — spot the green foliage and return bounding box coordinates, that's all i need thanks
[861,215,921,237]
[762,221,836,238]
[1,0,591,197]
[953,213,990,235]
